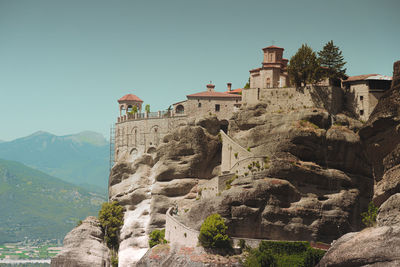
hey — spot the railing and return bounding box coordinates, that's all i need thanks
[117,110,186,123]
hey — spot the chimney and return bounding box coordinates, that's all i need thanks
[206,83,215,92]
[227,83,232,91]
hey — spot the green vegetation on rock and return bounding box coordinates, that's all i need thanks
[148,229,167,248]
[361,201,378,227]
[244,241,325,267]
[98,201,124,251]
[198,214,231,249]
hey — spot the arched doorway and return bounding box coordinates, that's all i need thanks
[220,120,229,133]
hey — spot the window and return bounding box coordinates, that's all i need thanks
[198,102,202,108]
[360,110,364,116]
[215,104,220,112]
[360,96,364,101]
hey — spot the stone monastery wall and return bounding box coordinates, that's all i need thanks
[243,86,343,114]
[115,114,188,160]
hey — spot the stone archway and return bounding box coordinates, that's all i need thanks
[147,147,156,154]
[220,120,229,134]
[176,104,184,114]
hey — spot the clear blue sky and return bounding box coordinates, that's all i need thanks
[0,0,399,141]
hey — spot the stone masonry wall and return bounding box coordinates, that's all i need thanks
[165,208,199,247]
[185,98,240,121]
[243,86,343,114]
[115,115,189,160]
[220,130,253,173]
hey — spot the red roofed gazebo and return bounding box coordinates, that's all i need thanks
[118,93,143,116]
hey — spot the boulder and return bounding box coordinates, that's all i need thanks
[317,226,400,267]
[51,216,110,267]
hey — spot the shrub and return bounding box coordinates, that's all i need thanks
[234,152,238,159]
[149,229,167,248]
[247,147,251,152]
[76,220,82,227]
[239,239,247,250]
[198,214,231,249]
[225,176,236,190]
[244,248,276,267]
[98,201,124,251]
[111,254,118,267]
[361,201,378,227]
[304,248,326,266]
[244,241,325,267]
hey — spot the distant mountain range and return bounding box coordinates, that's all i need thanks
[0,158,106,244]
[0,131,109,193]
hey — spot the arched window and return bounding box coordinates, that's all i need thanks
[176,105,184,114]
[127,105,133,113]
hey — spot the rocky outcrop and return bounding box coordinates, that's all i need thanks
[183,107,373,243]
[136,244,242,267]
[317,60,400,267]
[108,117,222,266]
[51,216,110,267]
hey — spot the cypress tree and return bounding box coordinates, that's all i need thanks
[318,40,347,80]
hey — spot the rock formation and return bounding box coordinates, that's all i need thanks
[183,107,372,243]
[51,216,110,267]
[136,244,242,267]
[108,117,222,266]
[317,60,400,266]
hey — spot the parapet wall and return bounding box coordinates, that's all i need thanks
[165,207,200,247]
[199,173,235,199]
[165,208,323,249]
[242,86,343,114]
[220,130,253,174]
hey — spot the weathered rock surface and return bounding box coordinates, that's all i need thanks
[108,117,222,266]
[317,60,400,266]
[136,244,242,267]
[317,226,400,267]
[184,107,373,243]
[51,216,110,267]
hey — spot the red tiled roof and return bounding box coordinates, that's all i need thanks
[225,88,243,94]
[118,94,143,103]
[187,91,241,98]
[263,45,284,50]
[343,74,379,83]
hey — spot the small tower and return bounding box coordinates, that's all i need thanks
[118,94,143,116]
[206,83,215,92]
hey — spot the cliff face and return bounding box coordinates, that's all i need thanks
[183,108,372,243]
[108,117,221,266]
[51,216,110,267]
[317,60,400,267]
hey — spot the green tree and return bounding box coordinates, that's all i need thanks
[198,213,231,249]
[244,78,250,89]
[361,202,378,227]
[288,44,322,87]
[129,105,138,115]
[98,201,124,251]
[318,40,347,80]
[148,229,167,248]
[145,104,150,113]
